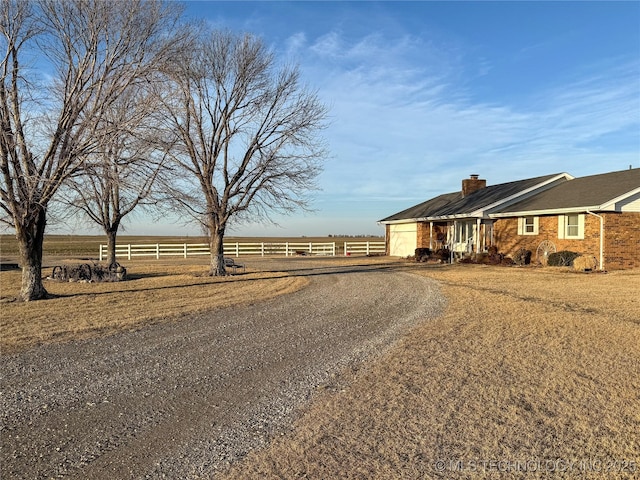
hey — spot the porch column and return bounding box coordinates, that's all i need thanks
[452,220,457,253]
[429,222,433,250]
[476,218,482,253]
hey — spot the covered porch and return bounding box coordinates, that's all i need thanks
[424,219,494,256]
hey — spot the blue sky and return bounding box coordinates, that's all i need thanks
[68,1,640,237]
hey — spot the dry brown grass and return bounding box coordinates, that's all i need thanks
[0,255,397,354]
[220,265,640,479]
[0,260,307,354]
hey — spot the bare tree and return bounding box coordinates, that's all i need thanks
[0,0,182,300]
[61,88,169,268]
[160,30,328,275]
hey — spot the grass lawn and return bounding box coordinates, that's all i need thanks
[0,259,308,354]
[219,264,640,479]
[2,256,638,478]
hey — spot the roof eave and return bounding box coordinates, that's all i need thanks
[490,205,604,218]
[600,187,640,210]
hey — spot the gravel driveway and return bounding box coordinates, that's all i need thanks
[1,262,443,479]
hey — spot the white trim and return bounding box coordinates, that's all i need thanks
[492,187,640,218]
[387,173,574,223]
[558,213,584,240]
[470,173,572,217]
[379,219,421,225]
[429,222,433,250]
[600,187,640,210]
[518,216,538,235]
[492,206,601,218]
[558,215,565,239]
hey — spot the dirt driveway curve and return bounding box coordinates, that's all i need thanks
[1,262,443,479]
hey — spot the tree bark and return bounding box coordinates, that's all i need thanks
[209,225,226,276]
[105,228,118,269]
[16,207,48,301]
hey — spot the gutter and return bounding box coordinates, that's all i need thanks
[586,211,604,270]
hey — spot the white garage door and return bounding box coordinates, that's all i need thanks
[389,223,417,257]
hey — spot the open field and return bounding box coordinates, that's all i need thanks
[220,264,640,479]
[0,234,383,259]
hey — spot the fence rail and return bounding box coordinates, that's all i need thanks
[343,241,386,256]
[99,241,385,261]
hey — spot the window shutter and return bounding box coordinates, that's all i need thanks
[533,216,539,235]
[578,214,585,239]
[517,218,523,235]
[558,215,565,239]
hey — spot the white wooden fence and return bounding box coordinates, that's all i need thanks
[99,240,385,260]
[343,241,386,256]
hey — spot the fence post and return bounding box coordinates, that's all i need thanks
[184,243,188,258]
[261,242,264,257]
[285,242,289,257]
[156,243,160,259]
[309,242,312,254]
[332,242,336,256]
[127,244,131,260]
[99,245,103,261]
[366,241,370,255]
[344,242,348,256]
[235,242,239,257]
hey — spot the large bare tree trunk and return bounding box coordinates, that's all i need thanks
[158,30,327,274]
[209,225,226,276]
[1,0,184,302]
[105,228,118,269]
[16,208,48,301]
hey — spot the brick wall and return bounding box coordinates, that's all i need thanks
[494,212,640,269]
[603,212,640,270]
[416,222,448,250]
[416,222,428,249]
[384,224,390,255]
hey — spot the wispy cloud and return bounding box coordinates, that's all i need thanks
[286,29,638,208]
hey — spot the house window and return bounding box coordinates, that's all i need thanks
[566,214,580,237]
[517,216,538,235]
[558,213,584,239]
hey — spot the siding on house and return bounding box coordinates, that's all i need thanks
[620,195,640,212]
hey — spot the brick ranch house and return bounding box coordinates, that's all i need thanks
[379,168,640,270]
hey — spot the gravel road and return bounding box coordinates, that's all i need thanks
[1,262,443,479]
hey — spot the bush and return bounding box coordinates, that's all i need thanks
[414,248,432,262]
[572,255,598,271]
[547,251,581,267]
[513,248,532,266]
[434,248,451,262]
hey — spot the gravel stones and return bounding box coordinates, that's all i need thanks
[1,262,444,479]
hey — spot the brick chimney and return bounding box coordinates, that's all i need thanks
[462,174,486,197]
